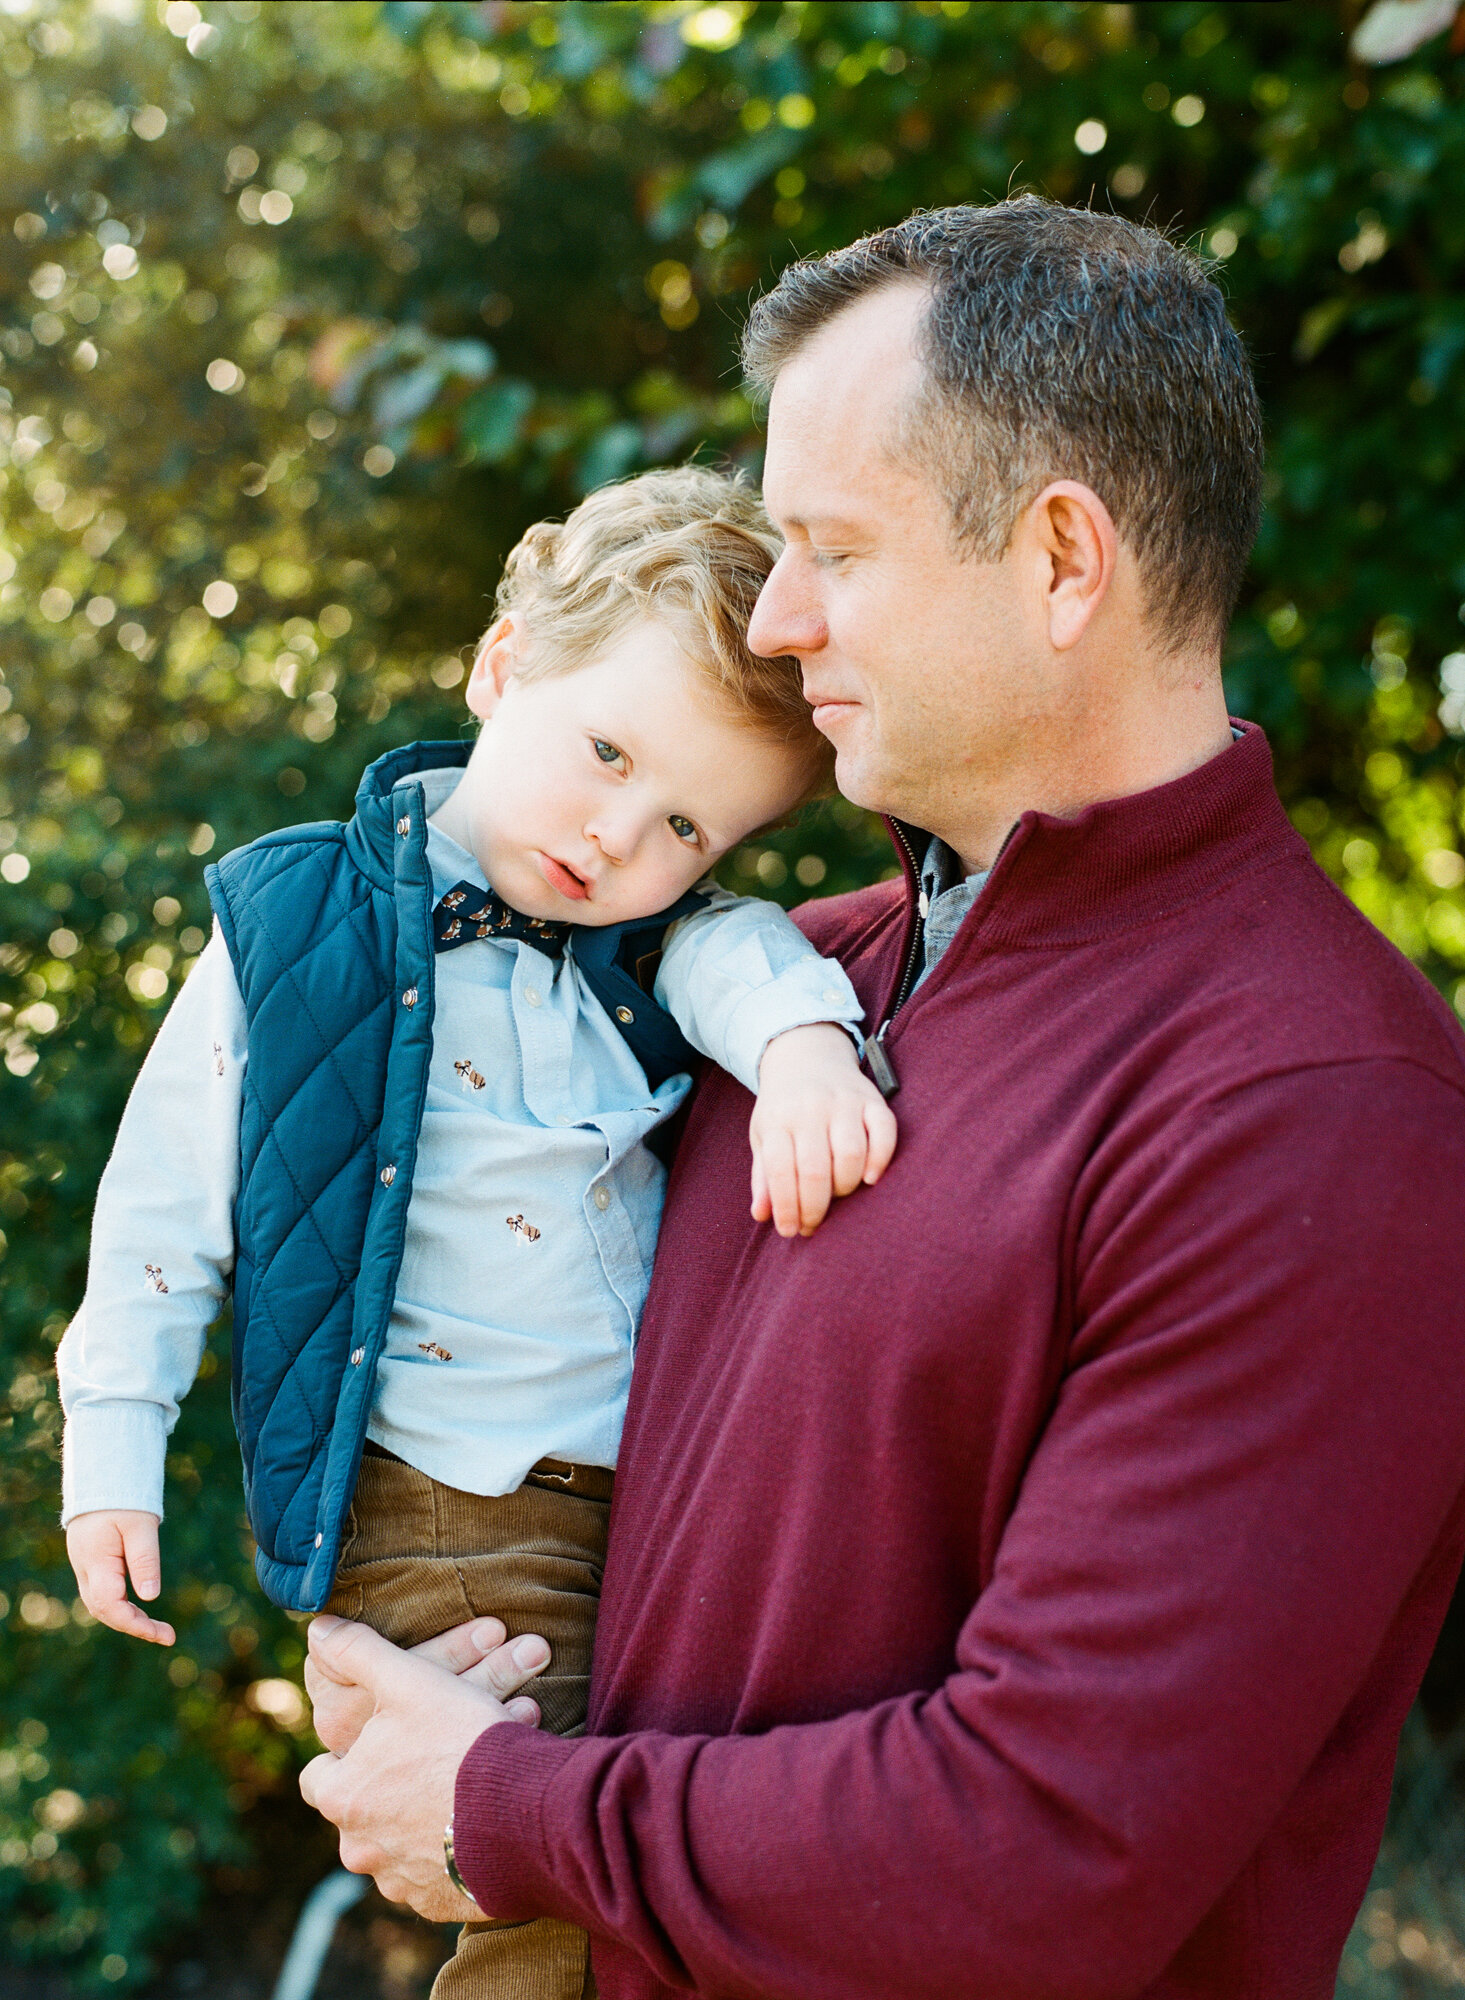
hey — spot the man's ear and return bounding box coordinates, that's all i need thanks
[465,614,520,722]
[1021,481,1118,653]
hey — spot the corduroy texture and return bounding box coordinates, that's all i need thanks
[453,724,1465,2000]
[327,1451,608,2000]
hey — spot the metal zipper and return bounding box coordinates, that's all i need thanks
[865,819,926,1099]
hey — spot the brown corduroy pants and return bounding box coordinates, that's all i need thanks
[326,1447,608,2000]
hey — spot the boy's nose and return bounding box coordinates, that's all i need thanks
[585,803,646,866]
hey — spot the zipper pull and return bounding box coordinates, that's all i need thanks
[866,1024,899,1099]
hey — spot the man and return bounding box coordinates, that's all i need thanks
[300,198,1465,1998]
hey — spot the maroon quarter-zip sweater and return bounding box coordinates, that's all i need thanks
[456,725,1465,2000]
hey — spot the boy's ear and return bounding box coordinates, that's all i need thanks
[465,614,520,721]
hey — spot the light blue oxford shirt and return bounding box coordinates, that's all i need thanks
[57,768,865,1520]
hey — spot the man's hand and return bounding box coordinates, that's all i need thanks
[751,1023,898,1237]
[66,1510,175,1645]
[306,1613,548,1755]
[298,1615,545,1921]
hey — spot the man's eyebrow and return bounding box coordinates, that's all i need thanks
[775,511,869,537]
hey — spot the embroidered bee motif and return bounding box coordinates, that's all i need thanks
[144,1263,169,1294]
[506,1214,541,1243]
[454,1059,485,1091]
[212,1042,224,1077]
[442,889,467,911]
[417,1341,453,1362]
[441,917,463,943]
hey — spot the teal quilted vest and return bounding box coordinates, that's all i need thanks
[206,741,701,1611]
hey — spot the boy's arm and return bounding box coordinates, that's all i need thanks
[653,885,864,1092]
[58,925,245,1527]
[656,890,894,1235]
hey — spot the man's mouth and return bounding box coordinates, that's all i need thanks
[808,697,860,734]
[538,854,591,901]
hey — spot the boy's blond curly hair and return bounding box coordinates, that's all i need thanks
[487,465,833,799]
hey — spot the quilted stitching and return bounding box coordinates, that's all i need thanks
[209,804,422,1607]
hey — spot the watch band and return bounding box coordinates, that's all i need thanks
[444,1816,474,1900]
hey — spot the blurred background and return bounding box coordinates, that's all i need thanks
[3,0,1465,1992]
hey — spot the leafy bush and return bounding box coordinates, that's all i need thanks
[2,0,1464,1986]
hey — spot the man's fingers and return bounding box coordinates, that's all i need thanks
[298,1750,338,1816]
[863,1095,899,1183]
[457,1633,550,1703]
[409,1618,506,1676]
[503,1695,541,1726]
[307,1615,424,1703]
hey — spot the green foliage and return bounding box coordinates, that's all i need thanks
[0,0,1463,1986]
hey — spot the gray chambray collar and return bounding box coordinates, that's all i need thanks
[915,837,991,989]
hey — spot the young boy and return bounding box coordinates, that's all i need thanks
[58,467,896,2000]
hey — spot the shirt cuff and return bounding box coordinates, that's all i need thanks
[453,1722,585,1923]
[60,1401,169,1525]
[720,970,866,1094]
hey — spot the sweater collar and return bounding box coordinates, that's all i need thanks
[887,721,1302,954]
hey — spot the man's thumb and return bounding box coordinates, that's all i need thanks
[307,1614,423,1701]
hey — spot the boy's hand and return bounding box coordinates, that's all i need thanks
[66,1510,175,1646]
[751,1023,898,1238]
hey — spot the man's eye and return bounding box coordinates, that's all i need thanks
[668,814,699,845]
[592,739,622,765]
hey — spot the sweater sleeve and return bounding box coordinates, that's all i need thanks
[57,927,245,1525]
[652,885,864,1093]
[452,1057,1465,1999]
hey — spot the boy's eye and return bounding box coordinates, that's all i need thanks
[592,738,623,765]
[668,814,699,845]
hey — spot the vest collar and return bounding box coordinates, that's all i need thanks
[348,739,471,887]
[886,721,1303,956]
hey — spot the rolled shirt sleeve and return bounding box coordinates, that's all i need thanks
[653,886,864,1094]
[57,927,245,1524]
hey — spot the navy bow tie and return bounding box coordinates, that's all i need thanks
[432,882,570,959]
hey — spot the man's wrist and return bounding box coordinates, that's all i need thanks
[444,1816,478,1906]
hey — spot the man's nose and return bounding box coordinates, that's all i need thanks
[747,549,826,660]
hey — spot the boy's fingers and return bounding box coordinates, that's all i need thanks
[863,1097,899,1182]
[749,1148,771,1223]
[120,1518,162,1600]
[792,1125,834,1236]
[829,1107,871,1197]
[758,1127,800,1237]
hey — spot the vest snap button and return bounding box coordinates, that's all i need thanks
[380,1164,396,1187]
[350,1347,364,1366]
[615,1005,634,1024]
[402,987,417,1008]
[396,815,410,837]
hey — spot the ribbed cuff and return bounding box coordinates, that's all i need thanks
[453,1721,585,1922]
[60,1402,169,1525]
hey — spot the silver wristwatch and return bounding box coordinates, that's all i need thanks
[444,1816,473,1900]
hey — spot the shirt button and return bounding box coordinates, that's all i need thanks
[822,988,842,1003]
[615,1005,634,1024]
[380,1164,396,1187]
[401,987,417,1009]
[524,986,542,1008]
[556,1114,573,1126]
[314,1533,323,1548]
[350,1347,365,1366]
[593,1185,610,1211]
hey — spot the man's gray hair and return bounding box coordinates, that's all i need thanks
[742,196,1264,655]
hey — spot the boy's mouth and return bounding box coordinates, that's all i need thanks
[537,854,591,901]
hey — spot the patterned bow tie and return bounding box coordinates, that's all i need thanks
[432,881,570,959]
